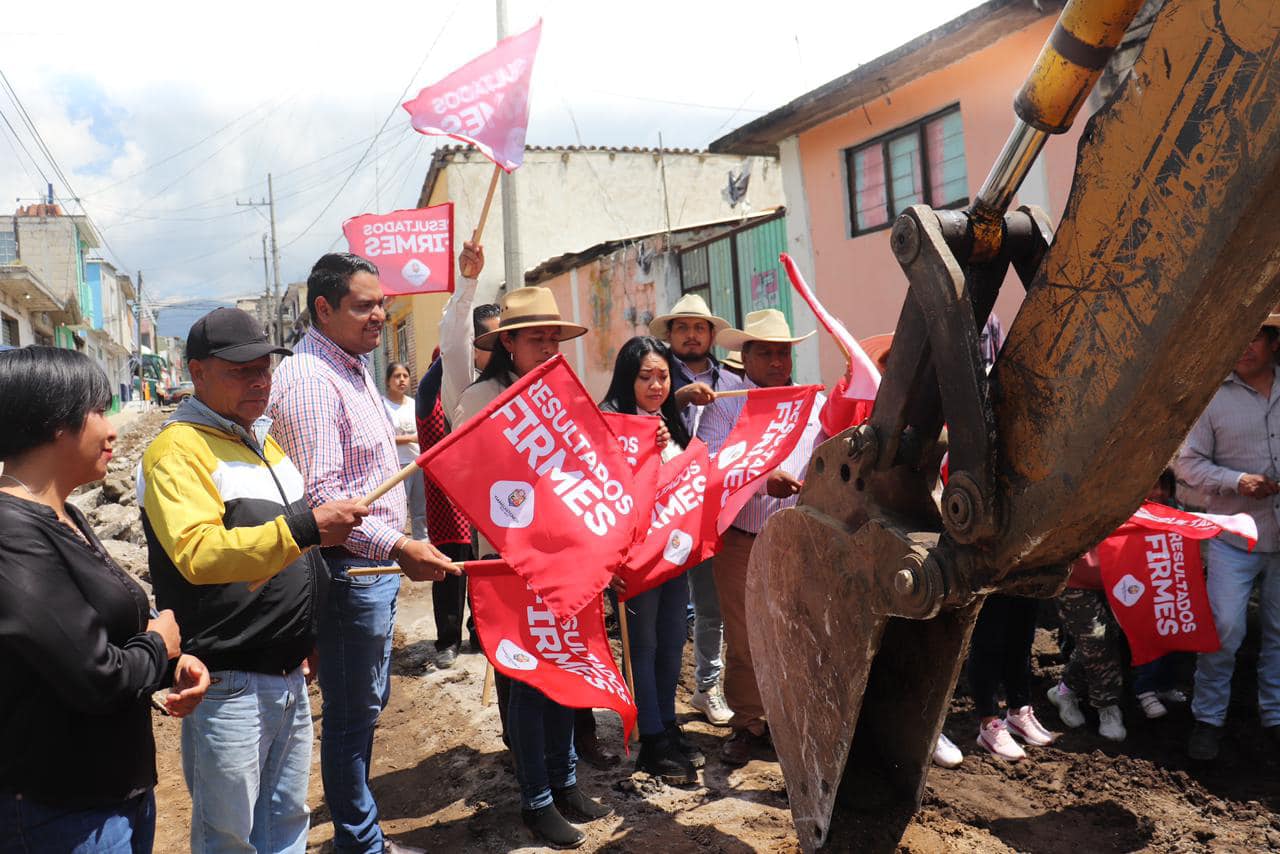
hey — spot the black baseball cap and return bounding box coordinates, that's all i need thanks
[186,308,293,363]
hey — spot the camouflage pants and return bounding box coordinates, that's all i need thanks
[1058,588,1125,707]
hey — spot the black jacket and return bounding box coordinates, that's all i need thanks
[0,492,169,807]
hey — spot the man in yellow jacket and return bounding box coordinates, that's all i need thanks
[139,308,368,854]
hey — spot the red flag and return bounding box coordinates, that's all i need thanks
[341,204,454,297]
[1096,501,1237,666]
[780,253,880,434]
[469,560,636,745]
[418,356,641,621]
[401,21,542,172]
[708,385,822,534]
[619,441,717,600]
[601,412,663,539]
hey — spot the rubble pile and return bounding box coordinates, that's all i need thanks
[71,410,167,595]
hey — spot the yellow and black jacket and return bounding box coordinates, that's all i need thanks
[139,397,326,674]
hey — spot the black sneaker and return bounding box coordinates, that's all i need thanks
[636,733,696,784]
[665,723,706,769]
[552,784,613,821]
[521,804,586,849]
[1187,721,1223,761]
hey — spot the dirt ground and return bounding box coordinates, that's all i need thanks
[147,580,1280,853]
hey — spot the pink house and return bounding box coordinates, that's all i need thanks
[710,0,1102,385]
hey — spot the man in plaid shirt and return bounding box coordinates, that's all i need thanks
[270,252,455,854]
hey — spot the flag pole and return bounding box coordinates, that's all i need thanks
[482,663,496,706]
[617,601,636,699]
[360,460,420,507]
[470,163,503,245]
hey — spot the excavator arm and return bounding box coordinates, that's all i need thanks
[747,1,1280,850]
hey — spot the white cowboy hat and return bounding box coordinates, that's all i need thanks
[716,309,815,351]
[473,286,588,351]
[722,350,744,371]
[1263,313,1280,330]
[649,293,730,340]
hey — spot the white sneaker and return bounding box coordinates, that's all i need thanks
[1137,691,1168,719]
[976,718,1026,761]
[1046,682,1086,729]
[690,685,733,726]
[1098,705,1127,741]
[932,733,963,768]
[1005,705,1057,746]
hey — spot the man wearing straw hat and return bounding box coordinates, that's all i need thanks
[269,253,456,854]
[695,308,826,766]
[650,293,740,727]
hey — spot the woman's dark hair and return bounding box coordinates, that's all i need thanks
[474,329,518,388]
[600,336,691,448]
[385,361,409,384]
[473,303,501,338]
[0,347,112,460]
[307,252,379,320]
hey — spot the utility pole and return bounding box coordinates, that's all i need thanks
[134,270,143,405]
[237,174,284,344]
[497,0,522,292]
[259,234,271,329]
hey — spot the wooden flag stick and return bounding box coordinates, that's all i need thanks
[617,602,636,700]
[470,163,503,245]
[360,460,420,507]
[346,562,466,577]
[482,663,495,706]
[713,388,753,399]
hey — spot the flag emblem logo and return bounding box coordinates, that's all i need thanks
[717,441,747,470]
[401,258,431,287]
[1113,574,1145,608]
[496,638,538,671]
[490,480,535,528]
[663,529,693,566]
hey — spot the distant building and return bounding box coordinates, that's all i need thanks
[381,145,784,390]
[0,203,100,350]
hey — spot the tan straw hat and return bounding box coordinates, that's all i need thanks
[1263,313,1280,330]
[722,350,744,371]
[716,308,815,351]
[649,293,730,340]
[473,286,588,351]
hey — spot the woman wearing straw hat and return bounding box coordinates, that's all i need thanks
[455,286,610,850]
[694,308,829,767]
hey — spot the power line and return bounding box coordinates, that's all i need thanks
[0,102,50,187]
[282,0,463,249]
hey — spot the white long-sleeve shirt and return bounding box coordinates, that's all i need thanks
[439,275,480,428]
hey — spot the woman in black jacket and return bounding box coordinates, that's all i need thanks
[0,347,208,853]
[600,336,705,784]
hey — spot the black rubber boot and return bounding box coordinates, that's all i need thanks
[552,784,613,821]
[635,733,696,784]
[521,804,586,849]
[665,722,706,769]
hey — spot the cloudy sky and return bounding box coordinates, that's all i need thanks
[2,0,984,335]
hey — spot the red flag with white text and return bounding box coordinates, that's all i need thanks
[1095,502,1251,665]
[341,204,453,296]
[601,412,663,540]
[619,441,717,599]
[401,21,542,171]
[469,560,636,745]
[708,385,822,533]
[418,356,641,621]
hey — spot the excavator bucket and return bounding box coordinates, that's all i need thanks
[748,1,1280,850]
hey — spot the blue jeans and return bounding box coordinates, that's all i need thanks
[318,553,401,852]
[627,576,689,736]
[0,791,154,854]
[1133,655,1178,695]
[686,560,724,692]
[1192,539,1280,727]
[182,667,312,853]
[507,681,576,810]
